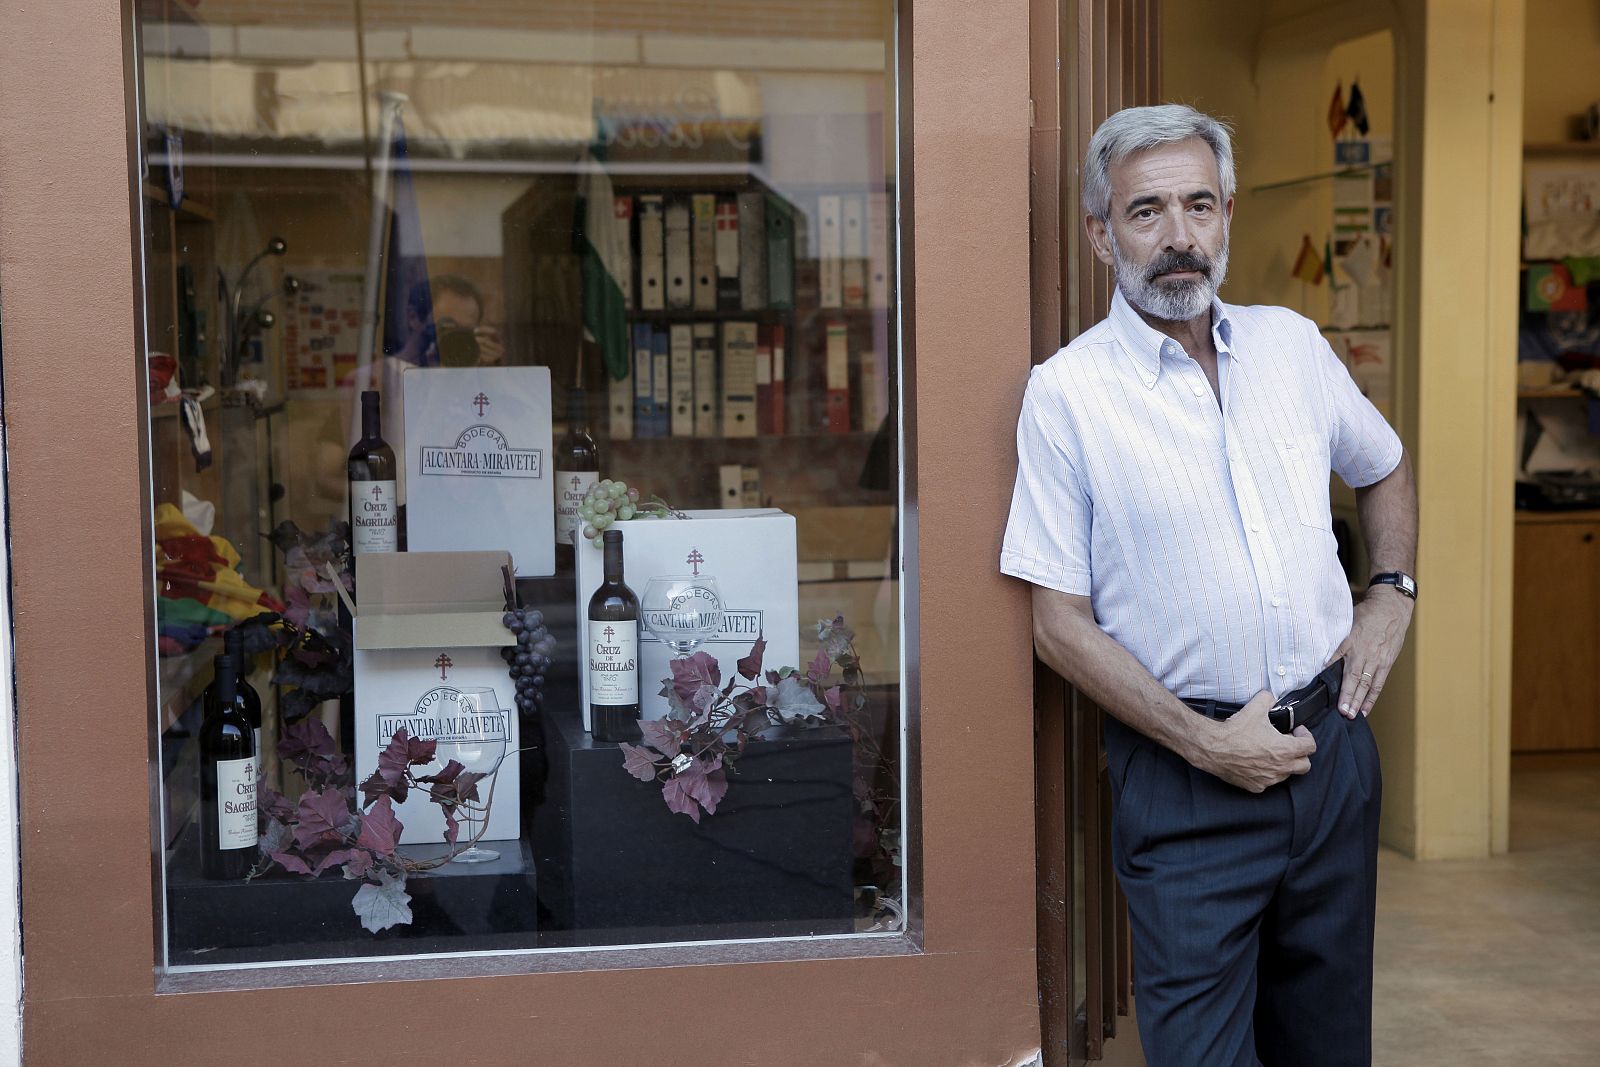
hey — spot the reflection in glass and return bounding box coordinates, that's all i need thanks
[137,0,905,971]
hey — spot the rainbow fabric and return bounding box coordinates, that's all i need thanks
[155,503,284,652]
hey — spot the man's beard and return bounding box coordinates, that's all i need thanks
[1110,229,1229,323]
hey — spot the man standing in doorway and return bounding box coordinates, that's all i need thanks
[1001,104,1418,1066]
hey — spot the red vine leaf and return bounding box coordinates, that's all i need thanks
[736,633,767,680]
[661,776,703,823]
[639,719,681,758]
[277,715,337,764]
[824,685,844,713]
[806,647,832,684]
[669,651,721,705]
[293,787,352,850]
[342,850,374,880]
[619,743,661,782]
[356,796,403,856]
[271,850,313,875]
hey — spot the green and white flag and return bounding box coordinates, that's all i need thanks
[577,147,630,381]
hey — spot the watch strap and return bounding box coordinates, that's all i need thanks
[1367,571,1417,599]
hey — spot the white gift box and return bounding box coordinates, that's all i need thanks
[575,509,799,730]
[403,366,555,577]
[354,551,520,844]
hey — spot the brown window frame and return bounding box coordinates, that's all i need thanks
[1,0,1046,1060]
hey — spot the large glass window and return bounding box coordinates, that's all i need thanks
[136,0,904,970]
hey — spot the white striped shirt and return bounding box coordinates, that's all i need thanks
[1001,288,1403,703]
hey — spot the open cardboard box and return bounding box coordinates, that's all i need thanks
[353,551,520,844]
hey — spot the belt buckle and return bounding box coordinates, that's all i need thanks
[1270,693,1303,730]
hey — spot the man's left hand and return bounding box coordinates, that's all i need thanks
[1327,585,1414,718]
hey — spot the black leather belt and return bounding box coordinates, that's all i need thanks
[1182,660,1345,734]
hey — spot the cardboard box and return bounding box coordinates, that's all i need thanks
[403,366,555,577]
[354,551,520,843]
[574,510,799,730]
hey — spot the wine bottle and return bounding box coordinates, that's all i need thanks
[588,528,640,742]
[200,651,258,880]
[554,387,601,569]
[348,389,398,555]
[224,628,263,757]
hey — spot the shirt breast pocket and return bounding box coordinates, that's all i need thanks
[1273,432,1331,529]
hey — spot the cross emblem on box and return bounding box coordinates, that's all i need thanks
[472,392,490,417]
[434,652,453,680]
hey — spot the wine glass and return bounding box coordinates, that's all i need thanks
[641,575,724,658]
[446,686,506,864]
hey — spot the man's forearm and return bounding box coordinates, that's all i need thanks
[1032,587,1216,764]
[1355,448,1417,577]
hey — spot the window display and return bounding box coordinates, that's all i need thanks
[137,0,904,971]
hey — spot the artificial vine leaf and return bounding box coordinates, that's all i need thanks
[639,719,681,758]
[271,850,314,875]
[358,770,394,808]
[342,851,374,880]
[691,683,721,715]
[661,757,728,822]
[736,633,767,680]
[817,615,856,659]
[669,651,721,705]
[277,716,337,765]
[351,871,412,933]
[293,787,352,851]
[824,685,844,714]
[259,818,292,857]
[356,797,403,856]
[772,675,826,723]
[806,647,832,684]
[619,743,661,782]
[661,776,703,823]
[312,847,363,877]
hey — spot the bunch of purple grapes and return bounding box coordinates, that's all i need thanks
[501,608,556,714]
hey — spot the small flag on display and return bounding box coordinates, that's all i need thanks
[1323,236,1335,280]
[1526,262,1587,313]
[1346,80,1370,136]
[1328,82,1347,139]
[1292,234,1325,285]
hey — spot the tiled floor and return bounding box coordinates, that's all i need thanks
[1371,754,1600,1066]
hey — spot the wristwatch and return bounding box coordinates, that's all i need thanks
[1367,571,1418,599]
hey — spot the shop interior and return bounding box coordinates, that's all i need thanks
[137,0,906,967]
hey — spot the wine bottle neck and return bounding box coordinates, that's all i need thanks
[602,540,624,583]
[360,391,381,441]
[213,653,238,707]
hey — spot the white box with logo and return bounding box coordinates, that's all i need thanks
[574,509,799,730]
[403,366,555,576]
[353,551,520,844]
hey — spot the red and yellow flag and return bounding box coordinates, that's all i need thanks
[1328,82,1347,139]
[1292,234,1325,285]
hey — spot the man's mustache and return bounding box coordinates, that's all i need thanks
[1145,251,1212,282]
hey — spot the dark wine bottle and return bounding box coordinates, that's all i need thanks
[348,389,398,555]
[200,651,258,880]
[588,528,640,742]
[554,387,601,570]
[224,627,263,757]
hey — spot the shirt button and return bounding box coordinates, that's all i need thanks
[1270,597,1281,607]
[1276,666,1287,677]
[1251,523,1260,532]
[1193,385,1205,397]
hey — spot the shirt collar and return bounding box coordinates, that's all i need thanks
[1108,287,1235,389]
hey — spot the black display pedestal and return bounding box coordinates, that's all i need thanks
[166,826,538,965]
[531,707,856,946]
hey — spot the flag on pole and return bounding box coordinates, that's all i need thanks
[576,136,631,381]
[1345,80,1370,136]
[380,114,434,365]
[1323,236,1335,280]
[1292,234,1325,285]
[1328,82,1347,139]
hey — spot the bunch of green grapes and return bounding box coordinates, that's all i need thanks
[579,479,641,548]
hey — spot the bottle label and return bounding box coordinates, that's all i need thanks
[588,620,638,706]
[352,479,398,553]
[556,470,600,545]
[216,757,258,851]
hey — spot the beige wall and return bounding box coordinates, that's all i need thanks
[1523,0,1600,143]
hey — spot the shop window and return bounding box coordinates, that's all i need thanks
[135,0,905,972]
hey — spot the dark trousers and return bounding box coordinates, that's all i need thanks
[1104,704,1382,1067]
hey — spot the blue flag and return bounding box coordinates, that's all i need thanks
[380,115,434,365]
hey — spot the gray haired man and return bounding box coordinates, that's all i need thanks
[1002,104,1417,1065]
